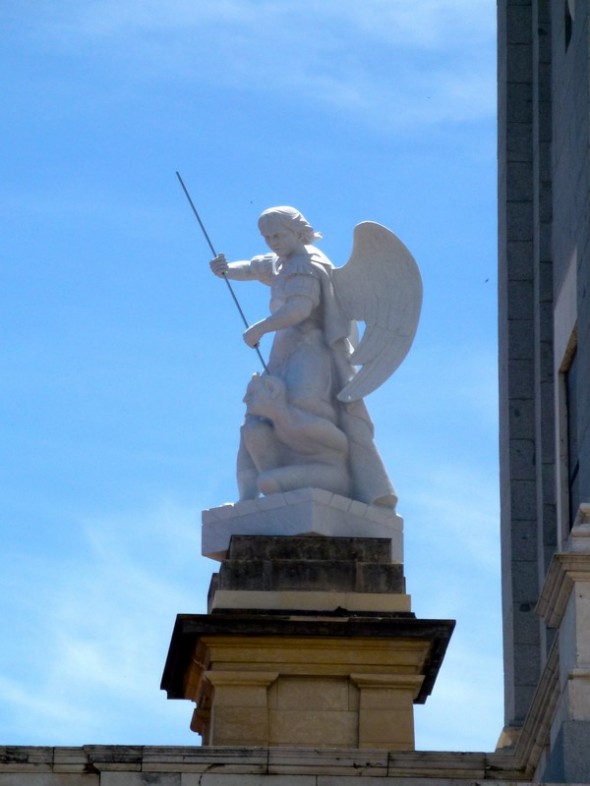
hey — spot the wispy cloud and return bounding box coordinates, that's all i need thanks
[21,0,496,131]
[0,501,209,743]
[416,639,503,751]
[1,480,501,749]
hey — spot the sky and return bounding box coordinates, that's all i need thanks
[1,0,501,751]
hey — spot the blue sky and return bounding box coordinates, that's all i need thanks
[1,0,501,750]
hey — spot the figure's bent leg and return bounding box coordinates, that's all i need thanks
[257,463,351,497]
[237,416,281,501]
[240,418,282,472]
[236,441,259,501]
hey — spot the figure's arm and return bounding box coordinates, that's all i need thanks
[243,274,320,348]
[210,253,256,281]
[243,295,315,347]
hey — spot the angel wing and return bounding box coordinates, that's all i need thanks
[333,221,422,402]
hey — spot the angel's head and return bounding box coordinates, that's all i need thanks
[258,206,322,257]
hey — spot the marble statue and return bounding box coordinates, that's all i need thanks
[210,207,421,509]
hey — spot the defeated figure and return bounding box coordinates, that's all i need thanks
[240,373,351,498]
[210,206,421,509]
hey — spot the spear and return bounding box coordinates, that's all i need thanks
[175,171,269,373]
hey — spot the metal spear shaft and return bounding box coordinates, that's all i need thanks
[175,171,269,373]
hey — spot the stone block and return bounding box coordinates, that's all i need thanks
[212,683,269,708]
[271,559,357,592]
[215,559,270,590]
[509,519,537,561]
[506,42,532,82]
[210,707,270,746]
[507,398,535,438]
[566,673,590,721]
[513,643,541,686]
[358,687,414,711]
[0,749,53,772]
[195,777,314,786]
[507,161,533,202]
[508,439,536,480]
[227,534,392,563]
[149,748,267,775]
[209,589,412,614]
[506,240,533,280]
[510,479,537,520]
[506,358,534,398]
[506,5,532,45]
[103,776,179,786]
[202,490,403,562]
[0,779,92,786]
[356,563,405,593]
[505,83,532,124]
[215,549,405,596]
[274,676,351,711]
[358,707,414,748]
[542,720,590,782]
[216,558,356,592]
[506,199,534,241]
[508,280,534,316]
[267,748,389,777]
[511,558,540,600]
[269,709,357,747]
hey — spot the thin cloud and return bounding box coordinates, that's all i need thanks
[18,0,495,130]
[0,501,209,744]
[416,645,502,750]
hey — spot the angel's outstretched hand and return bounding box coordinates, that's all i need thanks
[210,253,228,277]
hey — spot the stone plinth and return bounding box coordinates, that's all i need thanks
[162,534,453,750]
[201,488,403,562]
[208,534,411,614]
[161,613,453,749]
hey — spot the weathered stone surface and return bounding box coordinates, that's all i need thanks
[217,559,358,593]
[0,745,548,782]
[161,612,454,711]
[208,535,406,614]
[209,589,411,615]
[227,535,392,564]
[356,563,404,593]
[215,558,404,595]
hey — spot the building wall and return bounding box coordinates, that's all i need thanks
[498,0,589,734]
[0,745,553,784]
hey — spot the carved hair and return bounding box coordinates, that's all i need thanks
[258,206,322,244]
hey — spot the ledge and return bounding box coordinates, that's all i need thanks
[0,745,536,780]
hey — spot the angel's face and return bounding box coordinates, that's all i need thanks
[259,219,303,259]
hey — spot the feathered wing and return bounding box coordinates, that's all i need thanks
[332,221,422,402]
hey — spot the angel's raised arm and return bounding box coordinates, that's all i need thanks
[209,253,274,282]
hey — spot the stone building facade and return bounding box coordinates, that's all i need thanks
[498,0,590,780]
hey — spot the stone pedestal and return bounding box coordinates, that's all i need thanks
[201,489,404,562]
[162,531,454,750]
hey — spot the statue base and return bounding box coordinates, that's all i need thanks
[201,488,404,562]
[162,533,454,750]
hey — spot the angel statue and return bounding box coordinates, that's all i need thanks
[210,206,422,510]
